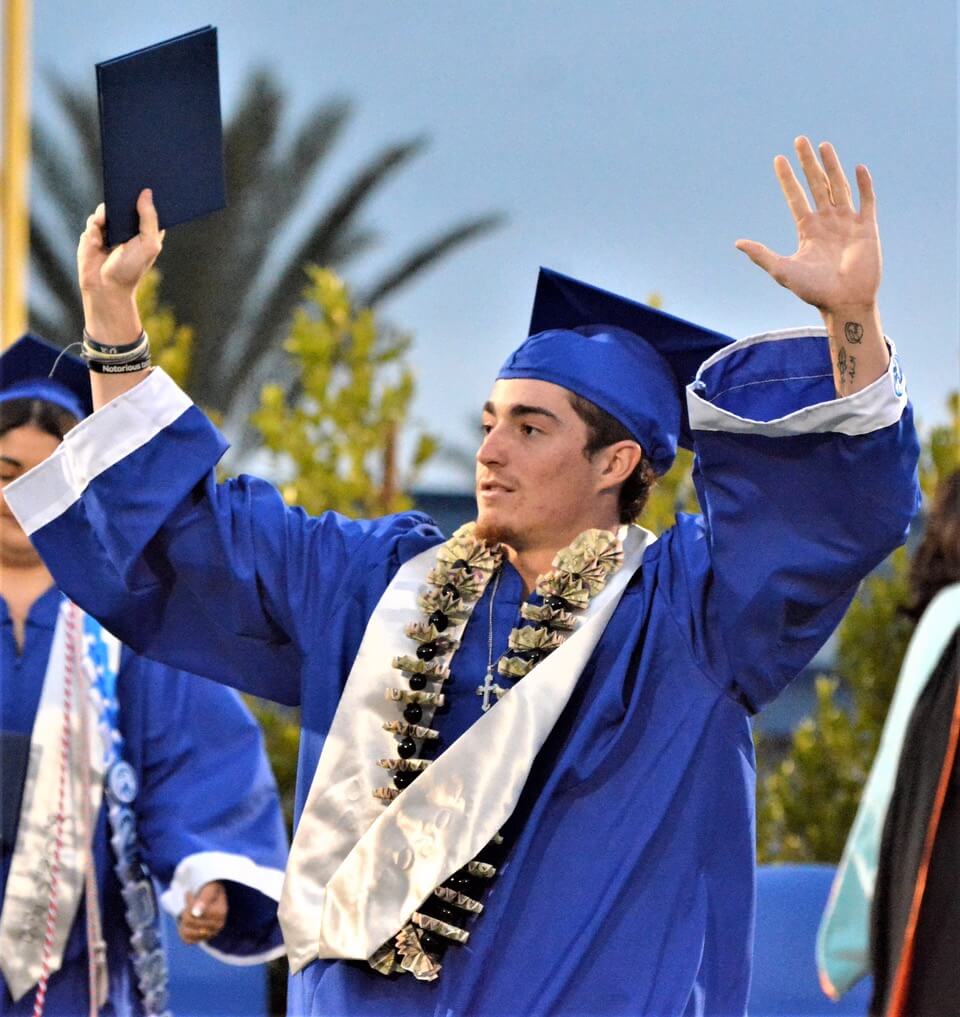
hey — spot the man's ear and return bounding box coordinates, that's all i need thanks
[595,441,642,493]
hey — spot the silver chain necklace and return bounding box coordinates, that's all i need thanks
[475,568,505,712]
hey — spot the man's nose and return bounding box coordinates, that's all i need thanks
[476,428,505,466]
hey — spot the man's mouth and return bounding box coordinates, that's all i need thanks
[478,479,515,495]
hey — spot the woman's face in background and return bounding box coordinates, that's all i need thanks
[0,425,61,566]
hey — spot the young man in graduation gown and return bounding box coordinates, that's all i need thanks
[0,337,289,1016]
[5,138,920,1016]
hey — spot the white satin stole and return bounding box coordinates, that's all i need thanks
[279,524,654,972]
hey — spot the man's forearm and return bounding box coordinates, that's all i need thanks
[820,303,889,398]
[83,289,152,409]
[78,192,163,408]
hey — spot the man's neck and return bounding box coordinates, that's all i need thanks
[503,545,557,597]
[502,520,623,596]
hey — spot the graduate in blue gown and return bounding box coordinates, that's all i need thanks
[6,139,920,1016]
[0,341,288,1017]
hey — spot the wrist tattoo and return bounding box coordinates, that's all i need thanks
[844,321,864,344]
[836,348,857,388]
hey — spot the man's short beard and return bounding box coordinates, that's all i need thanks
[474,517,520,549]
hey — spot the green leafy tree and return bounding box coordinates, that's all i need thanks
[923,392,959,493]
[250,266,437,517]
[29,71,503,418]
[136,270,194,387]
[757,394,960,863]
[638,447,698,533]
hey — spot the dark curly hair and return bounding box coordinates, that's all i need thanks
[904,469,960,620]
[0,398,78,442]
[567,393,658,523]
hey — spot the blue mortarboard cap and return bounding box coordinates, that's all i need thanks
[97,26,225,246]
[497,267,733,474]
[0,334,92,420]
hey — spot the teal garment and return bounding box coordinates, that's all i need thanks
[816,583,960,998]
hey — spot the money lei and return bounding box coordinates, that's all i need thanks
[371,524,624,980]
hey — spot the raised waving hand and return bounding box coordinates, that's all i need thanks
[736,137,889,396]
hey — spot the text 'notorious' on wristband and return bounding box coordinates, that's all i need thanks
[86,355,153,375]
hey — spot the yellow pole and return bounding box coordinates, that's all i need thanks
[2,0,32,347]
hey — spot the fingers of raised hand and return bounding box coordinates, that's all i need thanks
[773,154,811,223]
[855,163,877,221]
[81,205,106,247]
[735,239,787,284]
[136,189,163,260]
[795,135,835,211]
[818,142,854,210]
[776,138,873,224]
[78,205,108,286]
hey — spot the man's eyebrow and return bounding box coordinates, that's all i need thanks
[0,455,23,469]
[482,402,561,423]
[510,404,561,422]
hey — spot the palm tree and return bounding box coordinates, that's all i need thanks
[29,71,504,414]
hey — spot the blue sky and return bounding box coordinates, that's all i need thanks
[28,1,958,487]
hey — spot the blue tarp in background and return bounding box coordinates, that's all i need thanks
[750,865,871,1017]
[165,914,269,1017]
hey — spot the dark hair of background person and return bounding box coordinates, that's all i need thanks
[0,398,79,442]
[567,393,658,524]
[905,469,960,620]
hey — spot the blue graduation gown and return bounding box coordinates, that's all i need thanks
[8,332,920,1015]
[0,587,288,1017]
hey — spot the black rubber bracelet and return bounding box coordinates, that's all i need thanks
[82,329,148,356]
[86,357,152,375]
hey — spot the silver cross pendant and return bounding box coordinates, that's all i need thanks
[476,669,506,712]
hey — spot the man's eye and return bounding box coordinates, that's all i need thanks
[480,423,493,435]
[520,424,540,436]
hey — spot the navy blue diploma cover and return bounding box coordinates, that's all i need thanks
[96,26,226,247]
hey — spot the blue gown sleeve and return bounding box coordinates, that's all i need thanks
[119,651,289,963]
[662,329,920,711]
[4,369,442,705]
